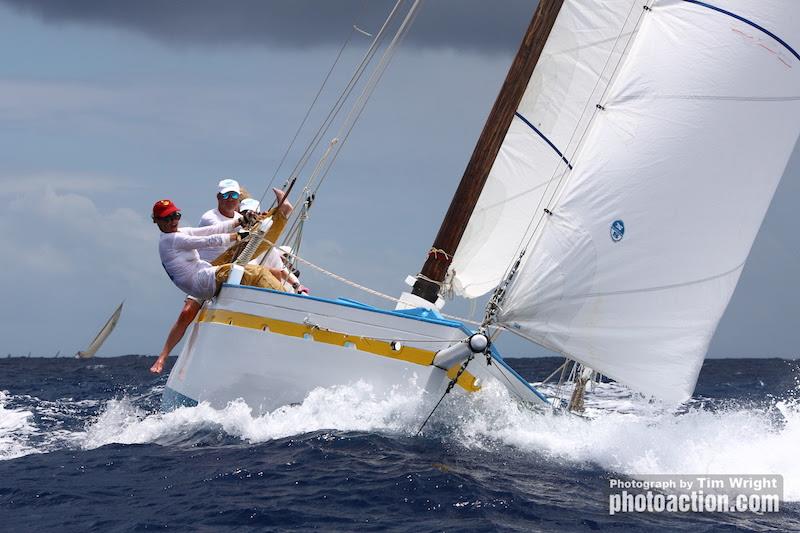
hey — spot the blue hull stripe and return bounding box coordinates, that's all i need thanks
[683,0,799,62]
[514,112,573,170]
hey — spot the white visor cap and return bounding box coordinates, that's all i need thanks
[218,178,241,195]
[239,198,261,213]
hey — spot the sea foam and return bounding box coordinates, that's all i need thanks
[70,377,800,501]
[0,390,37,460]
[5,375,799,501]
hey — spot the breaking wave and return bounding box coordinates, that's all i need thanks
[0,391,37,460]
[3,375,797,501]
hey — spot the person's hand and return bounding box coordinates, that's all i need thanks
[292,282,309,294]
[240,210,258,228]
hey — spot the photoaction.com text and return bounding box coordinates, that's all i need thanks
[607,475,782,515]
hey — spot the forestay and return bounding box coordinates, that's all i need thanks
[496,0,800,402]
[450,0,646,298]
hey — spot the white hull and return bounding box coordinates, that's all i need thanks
[164,285,548,413]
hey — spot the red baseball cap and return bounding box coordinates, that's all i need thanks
[152,199,180,218]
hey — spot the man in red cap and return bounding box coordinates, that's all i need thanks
[149,199,285,374]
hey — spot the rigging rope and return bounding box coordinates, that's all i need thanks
[282,248,483,327]
[260,0,417,266]
[272,0,407,207]
[273,0,423,270]
[416,352,475,435]
[289,0,422,212]
[257,20,361,206]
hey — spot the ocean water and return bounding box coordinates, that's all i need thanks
[0,356,798,532]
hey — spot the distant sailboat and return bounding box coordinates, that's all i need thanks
[76,302,124,359]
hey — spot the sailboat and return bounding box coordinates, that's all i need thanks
[162,0,800,414]
[76,301,124,359]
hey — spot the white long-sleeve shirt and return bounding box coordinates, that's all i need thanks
[159,221,236,299]
[197,208,241,261]
[201,207,282,271]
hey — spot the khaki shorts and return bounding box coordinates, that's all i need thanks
[215,264,285,293]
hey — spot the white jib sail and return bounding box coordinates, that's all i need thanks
[451,0,646,298]
[497,0,800,403]
[78,301,124,359]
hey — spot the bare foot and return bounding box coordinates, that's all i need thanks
[150,357,166,374]
[272,188,293,217]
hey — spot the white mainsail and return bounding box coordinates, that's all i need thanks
[450,0,646,298]
[77,301,124,359]
[493,0,800,402]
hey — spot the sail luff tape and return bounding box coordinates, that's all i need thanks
[234,217,274,266]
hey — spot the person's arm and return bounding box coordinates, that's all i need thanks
[181,219,240,236]
[284,269,299,287]
[283,268,309,294]
[171,231,237,252]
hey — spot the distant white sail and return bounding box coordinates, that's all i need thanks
[496,0,800,402]
[77,302,124,359]
[451,0,645,298]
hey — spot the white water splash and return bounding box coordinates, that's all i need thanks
[79,381,424,449]
[0,391,37,460]
[3,377,799,502]
[453,380,800,501]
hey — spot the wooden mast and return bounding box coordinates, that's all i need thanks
[411,0,566,303]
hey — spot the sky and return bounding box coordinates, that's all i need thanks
[0,0,798,360]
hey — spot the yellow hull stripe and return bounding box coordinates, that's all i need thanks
[197,308,480,392]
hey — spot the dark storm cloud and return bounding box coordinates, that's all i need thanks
[1,0,538,53]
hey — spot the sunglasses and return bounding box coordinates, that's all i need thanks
[158,212,182,222]
[220,192,240,200]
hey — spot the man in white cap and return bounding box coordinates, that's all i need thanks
[197,178,243,261]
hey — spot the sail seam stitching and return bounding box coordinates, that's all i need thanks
[682,0,800,62]
[579,261,745,299]
[654,95,800,102]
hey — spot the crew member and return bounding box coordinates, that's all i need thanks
[149,198,285,374]
[198,178,243,261]
[239,199,308,294]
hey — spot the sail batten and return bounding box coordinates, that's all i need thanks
[492,0,800,403]
[514,112,574,169]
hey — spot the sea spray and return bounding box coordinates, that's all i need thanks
[0,391,36,460]
[69,376,800,501]
[1,357,798,531]
[79,381,427,450]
